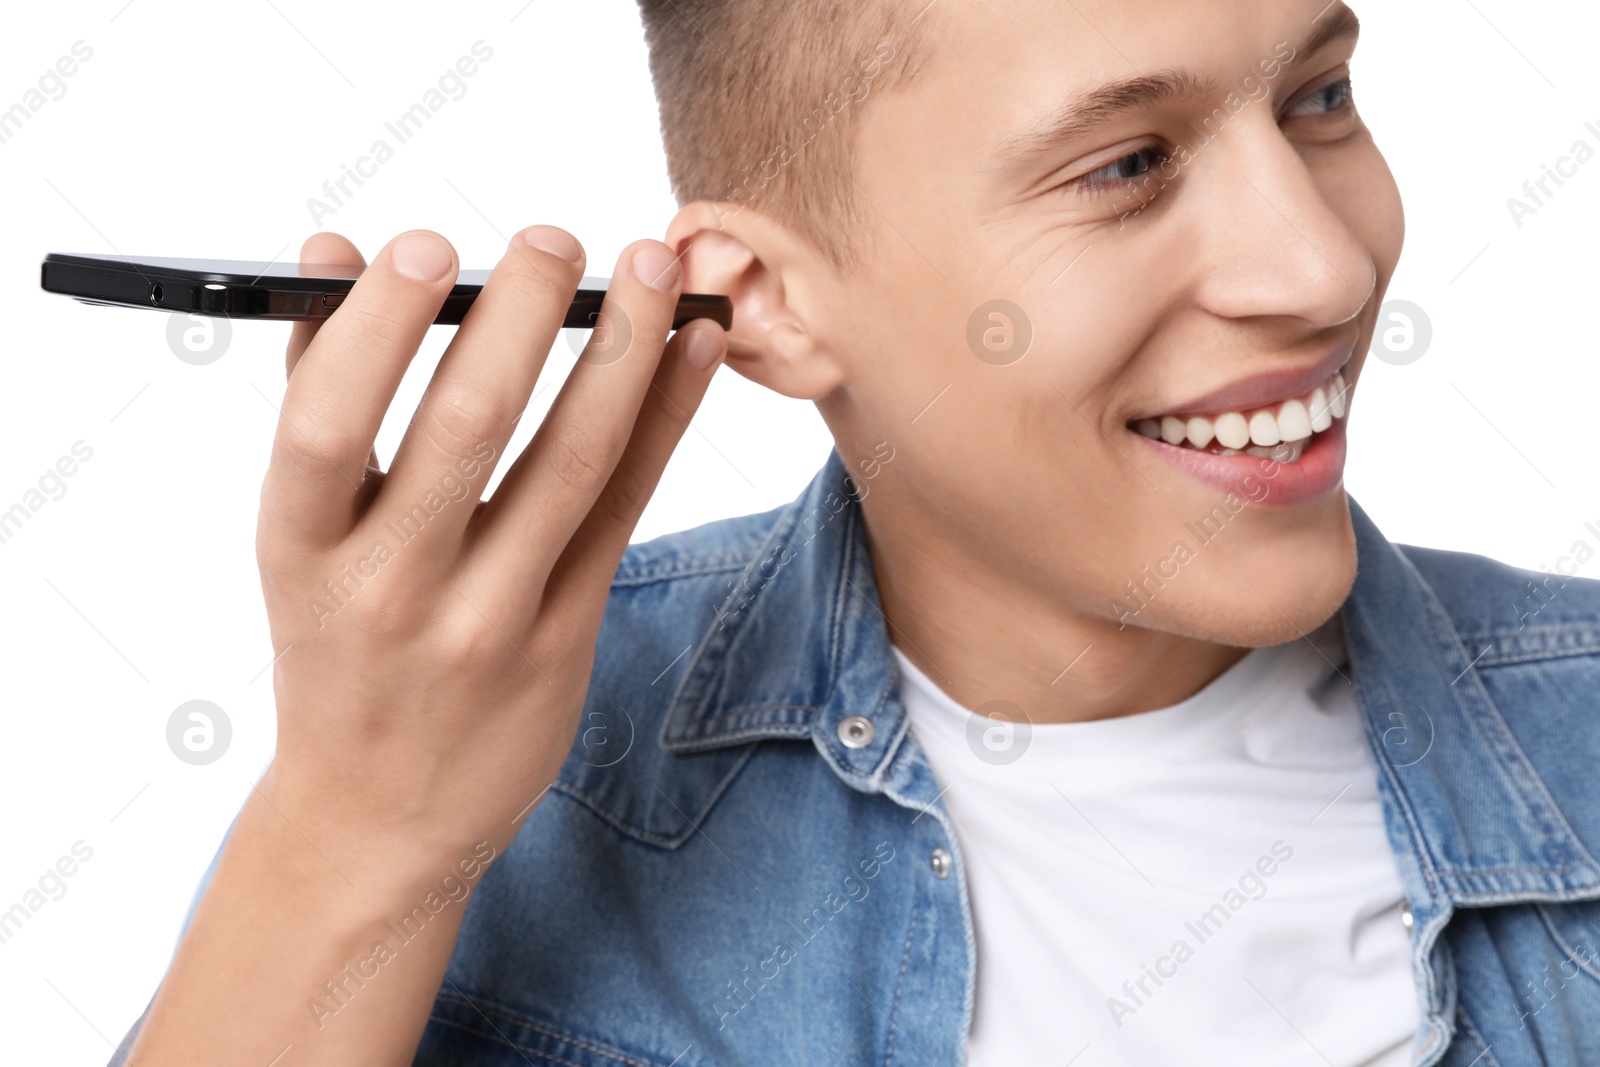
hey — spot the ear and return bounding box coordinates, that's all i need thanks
[664,201,846,400]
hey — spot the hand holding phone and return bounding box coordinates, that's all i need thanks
[123,227,727,1064]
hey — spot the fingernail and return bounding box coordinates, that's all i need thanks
[523,225,583,264]
[391,232,454,282]
[682,325,724,371]
[633,244,682,291]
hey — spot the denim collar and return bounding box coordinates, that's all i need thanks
[661,450,1600,903]
[1339,496,1600,907]
[660,451,907,792]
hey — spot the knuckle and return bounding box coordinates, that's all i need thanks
[496,259,566,315]
[528,614,586,666]
[545,422,613,494]
[422,380,509,457]
[598,466,650,526]
[434,616,509,672]
[356,596,427,645]
[643,382,693,429]
[337,298,412,349]
[254,528,296,577]
[317,575,432,648]
[273,406,366,474]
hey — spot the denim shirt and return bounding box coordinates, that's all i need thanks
[130,451,1600,1065]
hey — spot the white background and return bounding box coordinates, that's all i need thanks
[2,1,1597,1062]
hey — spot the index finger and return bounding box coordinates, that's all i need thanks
[284,233,382,474]
[285,232,366,380]
[263,230,458,548]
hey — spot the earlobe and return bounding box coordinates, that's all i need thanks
[665,201,846,400]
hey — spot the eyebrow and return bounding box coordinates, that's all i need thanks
[994,4,1362,164]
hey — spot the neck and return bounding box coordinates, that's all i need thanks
[857,496,1250,726]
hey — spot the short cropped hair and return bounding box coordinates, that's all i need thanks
[635,1,928,267]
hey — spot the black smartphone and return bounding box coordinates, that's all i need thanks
[39,253,733,330]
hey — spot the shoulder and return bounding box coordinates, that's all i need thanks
[613,508,782,589]
[1396,541,1600,825]
[593,503,786,669]
[1397,541,1600,666]
[540,503,797,845]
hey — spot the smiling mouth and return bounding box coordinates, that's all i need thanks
[1129,371,1350,464]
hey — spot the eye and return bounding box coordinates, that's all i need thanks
[1286,76,1354,118]
[1067,145,1171,194]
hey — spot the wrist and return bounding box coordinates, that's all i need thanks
[246,762,506,904]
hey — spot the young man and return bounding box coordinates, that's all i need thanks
[120,0,1600,1063]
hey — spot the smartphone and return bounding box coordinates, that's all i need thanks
[39,253,733,330]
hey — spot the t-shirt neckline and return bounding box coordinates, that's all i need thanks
[890,617,1348,782]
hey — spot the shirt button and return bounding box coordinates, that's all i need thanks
[930,847,952,879]
[838,715,875,749]
[1400,900,1414,931]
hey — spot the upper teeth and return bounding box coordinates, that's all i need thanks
[1135,372,1349,451]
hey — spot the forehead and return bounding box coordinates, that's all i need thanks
[867,0,1341,150]
[918,0,1329,71]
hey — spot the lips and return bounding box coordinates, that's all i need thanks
[1132,369,1349,465]
[1124,363,1356,508]
[1134,415,1349,508]
[1132,342,1354,420]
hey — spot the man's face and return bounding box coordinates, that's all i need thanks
[812,0,1401,646]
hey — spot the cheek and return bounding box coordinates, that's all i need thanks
[817,227,1154,524]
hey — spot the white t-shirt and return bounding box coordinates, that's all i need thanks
[891,622,1418,1066]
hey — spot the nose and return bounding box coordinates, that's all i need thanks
[1184,114,1376,329]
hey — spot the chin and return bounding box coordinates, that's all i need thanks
[1122,493,1360,648]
